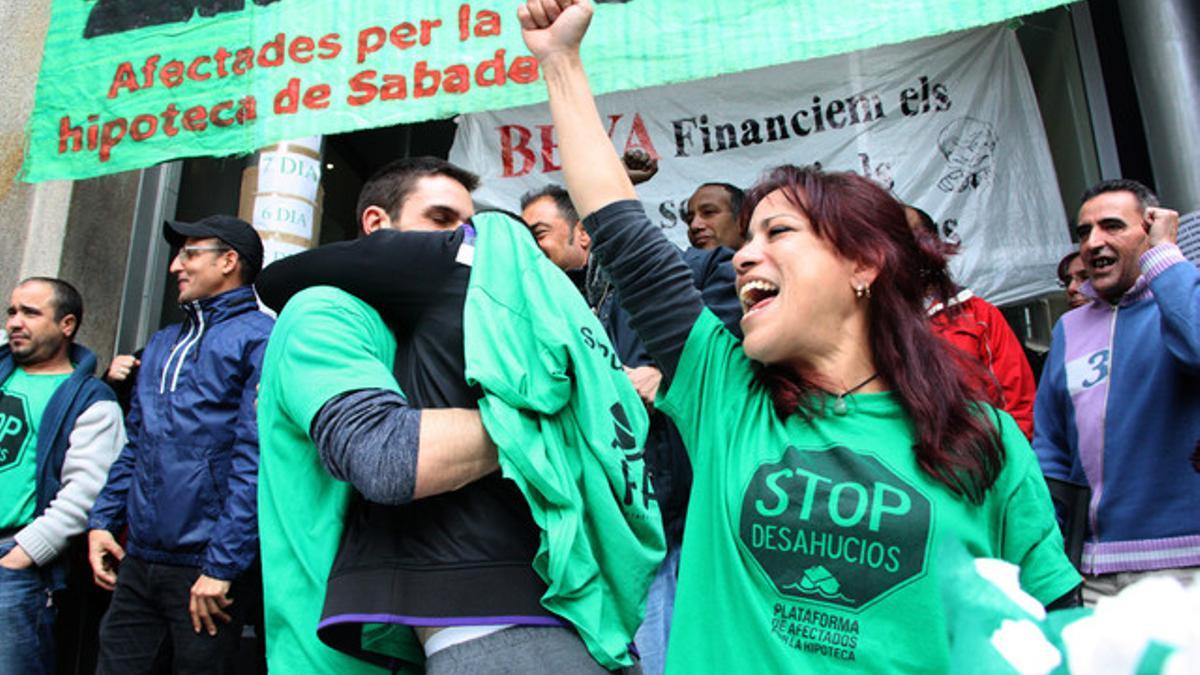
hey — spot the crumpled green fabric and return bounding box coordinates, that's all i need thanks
[464,211,666,669]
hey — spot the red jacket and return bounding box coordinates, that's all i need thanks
[928,291,1036,439]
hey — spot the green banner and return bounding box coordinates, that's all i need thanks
[24,0,1069,182]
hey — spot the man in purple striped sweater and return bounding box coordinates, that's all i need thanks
[1033,178,1199,605]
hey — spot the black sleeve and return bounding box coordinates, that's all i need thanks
[583,200,705,382]
[685,246,743,339]
[255,229,464,321]
[309,389,422,505]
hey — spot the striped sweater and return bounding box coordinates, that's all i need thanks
[1033,243,1200,574]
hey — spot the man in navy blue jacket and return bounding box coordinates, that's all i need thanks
[87,216,273,674]
[2,277,125,675]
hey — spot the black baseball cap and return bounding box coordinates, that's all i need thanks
[163,215,264,279]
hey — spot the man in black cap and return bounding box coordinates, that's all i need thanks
[86,216,273,674]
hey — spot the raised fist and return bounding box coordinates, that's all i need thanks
[518,0,594,61]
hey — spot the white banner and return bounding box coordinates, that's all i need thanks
[449,27,1071,307]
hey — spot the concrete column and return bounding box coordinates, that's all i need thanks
[1118,0,1200,211]
[17,181,73,279]
[0,1,56,298]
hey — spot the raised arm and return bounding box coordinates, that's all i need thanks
[1141,207,1200,371]
[520,0,711,381]
[519,0,634,217]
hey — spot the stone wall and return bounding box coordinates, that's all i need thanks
[0,1,137,371]
[0,1,56,296]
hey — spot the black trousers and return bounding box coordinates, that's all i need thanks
[95,557,245,675]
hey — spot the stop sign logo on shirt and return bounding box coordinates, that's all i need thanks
[739,445,932,611]
[0,392,31,472]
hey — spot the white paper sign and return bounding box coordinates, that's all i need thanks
[252,194,315,240]
[256,150,322,202]
[261,237,309,266]
[450,27,1071,306]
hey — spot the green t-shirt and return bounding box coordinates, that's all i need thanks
[0,369,71,529]
[656,310,1080,674]
[257,287,403,675]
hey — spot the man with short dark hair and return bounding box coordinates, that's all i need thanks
[682,182,744,251]
[355,156,479,235]
[88,216,273,674]
[519,151,657,303]
[258,159,636,673]
[1,277,124,675]
[1034,178,1200,603]
[521,184,590,272]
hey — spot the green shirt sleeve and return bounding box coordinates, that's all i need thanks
[994,412,1082,605]
[657,308,762,464]
[268,287,400,434]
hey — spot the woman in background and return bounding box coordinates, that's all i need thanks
[905,204,1039,438]
[1057,250,1090,309]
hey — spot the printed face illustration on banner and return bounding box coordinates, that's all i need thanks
[739,446,932,611]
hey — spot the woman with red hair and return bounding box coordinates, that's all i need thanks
[519,1,1079,671]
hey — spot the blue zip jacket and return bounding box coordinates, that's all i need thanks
[1033,244,1200,574]
[1,342,117,589]
[89,286,273,580]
